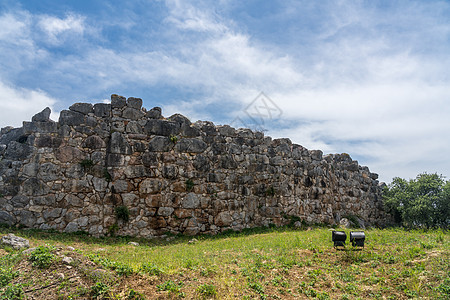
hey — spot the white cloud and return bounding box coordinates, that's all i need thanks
[1,1,449,183]
[0,80,58,128]
[38,14,85,45]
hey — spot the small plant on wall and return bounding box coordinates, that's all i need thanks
[79,159,95,170]
[103,168,112,182]
[265,186,275,197]
[185,179,195,192]
[115,206,130,223]
[169,134,178,144]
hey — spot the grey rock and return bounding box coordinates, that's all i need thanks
[4,141,31,160]
[38,162,60,181]
[169,114,191,126]
[125,121,143,134]
[181,193,199,209]
[59,110,85,126]
[145,107,162,119]
[43,208,63,219]
[310,150,323,161]
[0,211,14,226]
[339,218,351,229]
[18,210,35,227]
[218,125,235,137]
[11,195,29,208]
[93,103,111,118]
[108,132,131,154]
[175,138,207,153]
[23,121,58,134]
[82,136,106,149]
[32,107,51,122]
[144,119,179,136]
[69,103,94,115]
[22,247,37,255]
[0,127,24,145]
[127,97,143,109]
[34,135,62,148]
[111,94,126,108]
[106,153,124,166]
[128,241,139,246]
[158,207,174,217]
[1,233,29,249]
[22,178,49,196]
[122,107,144,120]
[64,222,79,233]
[148,136,173,152]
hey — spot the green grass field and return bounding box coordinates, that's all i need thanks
[1,226,449,299]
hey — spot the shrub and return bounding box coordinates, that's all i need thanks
[115,206,130,222]
[79,159,95,169]
[383,173,450,228]
[29,246,54,269]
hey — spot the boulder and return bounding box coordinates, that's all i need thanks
[69,103,94,115]
[127,97,143,109]
[31,107,51,122]
[1,233,30,250]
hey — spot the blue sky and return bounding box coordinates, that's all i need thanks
[1,0,450,183]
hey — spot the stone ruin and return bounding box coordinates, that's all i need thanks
[0,94,387,237]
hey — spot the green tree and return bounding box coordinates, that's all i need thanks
[383,173,449,228]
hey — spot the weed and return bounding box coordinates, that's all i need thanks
[88,254,133,276]
[185,179,194,192]
[248,281,265,298]
[196,284,217,298]
[103,168,112,182]
[140,262,163,276]
[107,223,119,236]
[169,134,178,144]
[0,267,19,287]
[29,246,54,269]
[115,206,130,222]
[91,282,110,299]
[127,288,145,300]
[0,284,24,300]
[79,159,95,169]
[437,276,450,299]
[157,280,184,297]
[265,186,275,197]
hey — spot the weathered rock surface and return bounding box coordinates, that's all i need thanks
[0,94,389,238]
[1,233,30,249]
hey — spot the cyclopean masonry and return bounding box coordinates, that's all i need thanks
[0,94,387,237]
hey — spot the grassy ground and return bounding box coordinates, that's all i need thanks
[0,226,449,299]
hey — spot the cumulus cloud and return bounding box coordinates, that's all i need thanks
[0,80,58,128]
[38,14,86,45]
[0,1,449,182]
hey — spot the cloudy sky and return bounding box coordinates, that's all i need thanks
[1,0,449,183]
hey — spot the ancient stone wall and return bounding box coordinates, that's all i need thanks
[0,95,386,237]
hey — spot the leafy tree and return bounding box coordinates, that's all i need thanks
[383,173,449,228]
